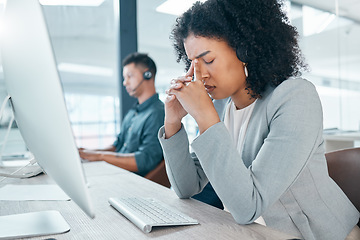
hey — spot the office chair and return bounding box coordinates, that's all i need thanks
[144,160,171,188]
[325,147,360,227]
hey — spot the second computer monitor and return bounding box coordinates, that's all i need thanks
[0,0,94,218]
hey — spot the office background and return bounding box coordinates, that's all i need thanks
[0,0,359,154]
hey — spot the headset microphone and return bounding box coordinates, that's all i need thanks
[131,70,152,93]
[131,78,145,92]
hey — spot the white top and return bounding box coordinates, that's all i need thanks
[224,99,257,154]
[223,99,266,226]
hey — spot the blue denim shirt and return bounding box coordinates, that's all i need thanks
[113,93,165,176]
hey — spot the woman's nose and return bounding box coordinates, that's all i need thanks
[198,64,209,79]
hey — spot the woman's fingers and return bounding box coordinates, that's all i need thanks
[185,61,195,78]
[170,76,192,85]
[166,59,201,101]
[166,82,182,96]
[168,60,196,89]
[165,94,175,103]
[193,59,202,82]
[171,82,184,90]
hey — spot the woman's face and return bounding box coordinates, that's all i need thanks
[184,34,250,104]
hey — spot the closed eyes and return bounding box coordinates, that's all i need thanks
[204,59,214,64]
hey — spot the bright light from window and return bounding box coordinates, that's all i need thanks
[58,63,113,77]
[39,0,104,7]
[0,0,6,36]
[302,6,353,37]
[0,20,4,38]
[316,13,336,34]
[156,0,207,16]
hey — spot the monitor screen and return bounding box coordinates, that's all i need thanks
[0,0,94,218]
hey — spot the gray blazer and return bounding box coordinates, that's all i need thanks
[158,78,359,239]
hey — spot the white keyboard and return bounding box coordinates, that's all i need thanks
[108,197,199,233]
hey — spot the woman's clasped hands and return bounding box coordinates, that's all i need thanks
[164,59,220,138]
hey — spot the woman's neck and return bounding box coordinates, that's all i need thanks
[231,89,257,110]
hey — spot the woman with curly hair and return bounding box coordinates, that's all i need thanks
[158,0,360,239]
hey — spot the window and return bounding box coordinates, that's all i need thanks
[289,2,360,131]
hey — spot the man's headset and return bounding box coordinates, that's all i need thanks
[143,70,152,80]
[131,70,152,92]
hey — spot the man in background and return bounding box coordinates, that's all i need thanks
[79,52,165,177]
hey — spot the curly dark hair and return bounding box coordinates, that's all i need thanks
[171,0,307,98]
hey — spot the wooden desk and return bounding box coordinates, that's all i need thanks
[0,162,295,239]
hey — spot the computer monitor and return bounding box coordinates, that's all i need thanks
[0,0,94,231]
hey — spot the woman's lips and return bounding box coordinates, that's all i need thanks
[204,85,215,93]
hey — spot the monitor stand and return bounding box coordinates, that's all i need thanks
[0,95,15,167]
[0,95,31,168]
[0,210,70,239]
[0,153,35,168]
